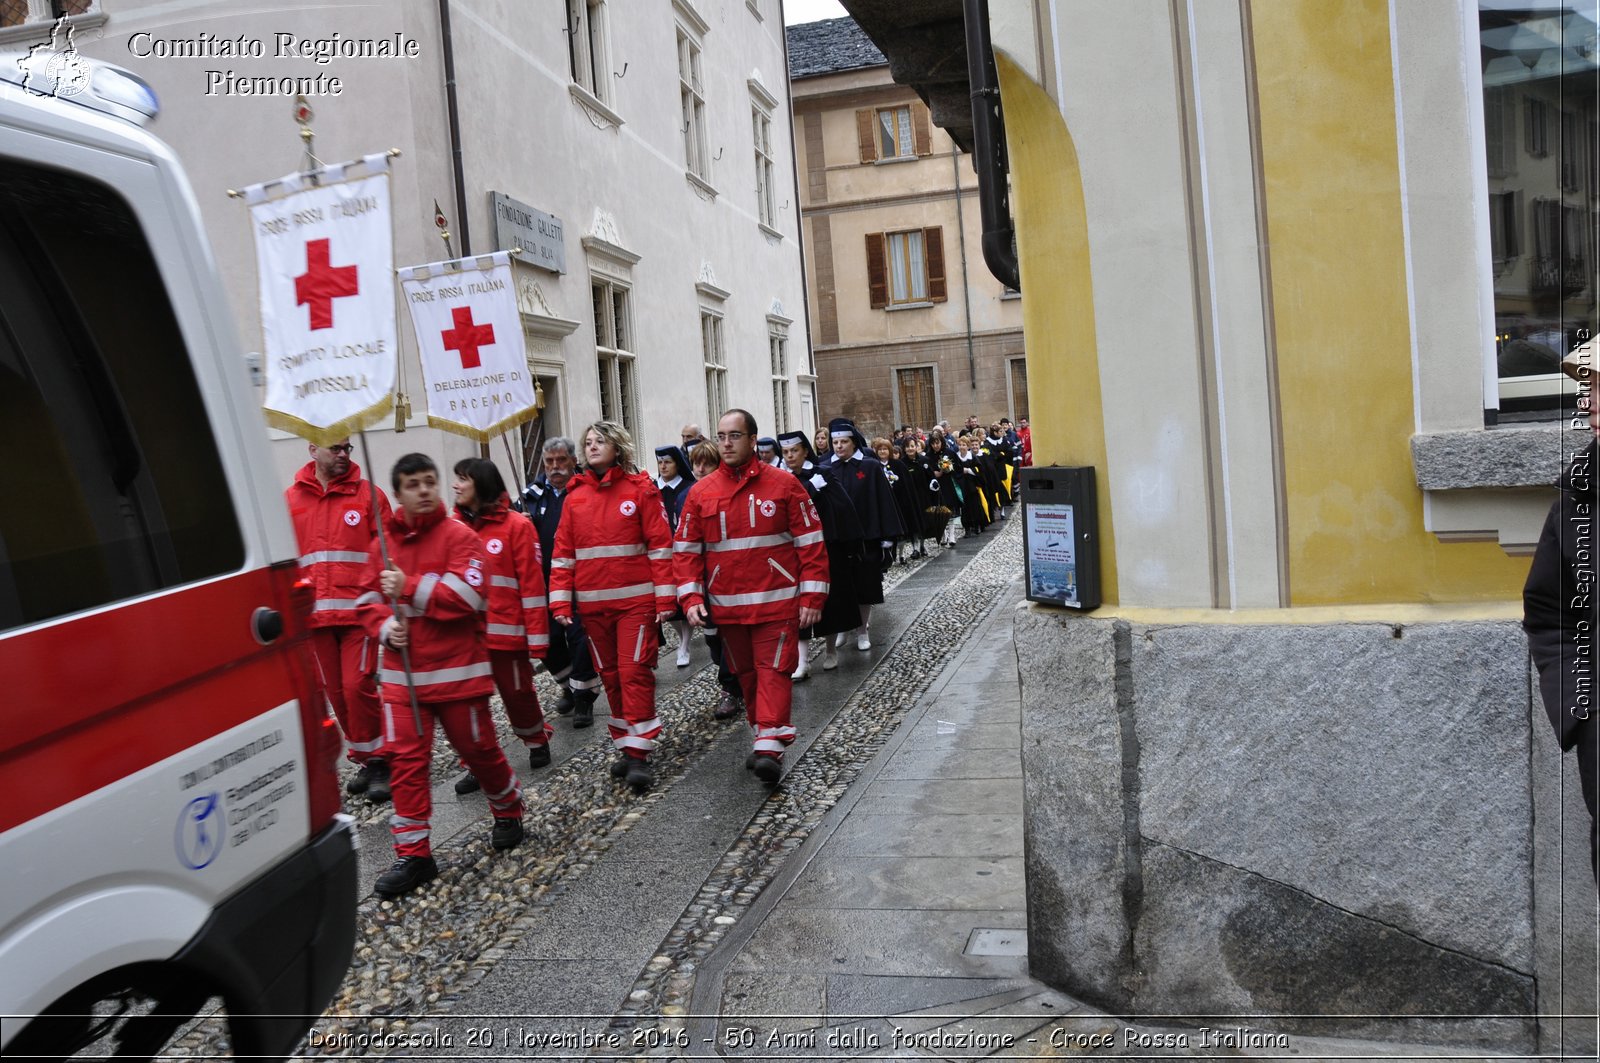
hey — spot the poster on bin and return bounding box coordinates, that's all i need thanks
[401,251,538,442]
[247,155,396,445]
[1026,502,1078,605]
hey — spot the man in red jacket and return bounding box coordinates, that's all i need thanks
[357,453,526,898]
[285,438,393,802]
[676,410,829,784]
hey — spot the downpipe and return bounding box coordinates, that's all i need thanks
[962,0,1020,292]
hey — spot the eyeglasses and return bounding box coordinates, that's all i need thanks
[715,432,747,442]
[325,444,354,454]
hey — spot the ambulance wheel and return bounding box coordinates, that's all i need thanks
[8,965,211,1061]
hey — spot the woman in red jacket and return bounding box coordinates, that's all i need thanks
[450,460,553,796]
[549,422,676,792]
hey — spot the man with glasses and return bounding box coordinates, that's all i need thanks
[286,437,394,802]
[675,410,829,783]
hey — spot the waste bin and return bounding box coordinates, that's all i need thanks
[1019,466,1100,610]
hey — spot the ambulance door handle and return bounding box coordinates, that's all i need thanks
[251,606,284,645]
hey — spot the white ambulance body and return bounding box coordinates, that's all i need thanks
[0,59,357,1059]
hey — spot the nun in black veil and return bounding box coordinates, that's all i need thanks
[777,430,864,679]
[655,443,696,666]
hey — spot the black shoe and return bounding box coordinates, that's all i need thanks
[751,754,783,784]
[453,771,481,795]
[490,817,525,851]
[553,688,575,716]
[744,752,760,771]
[609,756,632,780]
[572,692,596,729]
[528,744,552,770]
[713,691,743,720]
[625,758,654,793]
[365,760,392,804]
[374,855,438,898]
[345,763,372,795]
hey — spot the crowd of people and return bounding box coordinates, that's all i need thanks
[286,408,1033,898]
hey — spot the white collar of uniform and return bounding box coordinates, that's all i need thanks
[661,475,683,489]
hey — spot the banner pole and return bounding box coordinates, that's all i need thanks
[358,428,424,735]
[500,431,527,500]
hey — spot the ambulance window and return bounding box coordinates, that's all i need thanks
[0,160,245,632]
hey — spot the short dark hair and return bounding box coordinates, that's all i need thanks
[461,458,508,506]
[721,408,757,436]
[452,457,475,477]
[391,452,437,491]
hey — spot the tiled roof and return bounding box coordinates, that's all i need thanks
[786,16,887,79]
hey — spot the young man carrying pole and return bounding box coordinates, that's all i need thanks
[357,453,526,898]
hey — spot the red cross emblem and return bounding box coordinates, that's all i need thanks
[441,306,495,369]
[294,238,359,331]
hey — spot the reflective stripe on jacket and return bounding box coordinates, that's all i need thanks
[357,504,493,703]
[674,459,829,624]
[286,460,391,628]
[456,496,550,655]
[549,466,676,618]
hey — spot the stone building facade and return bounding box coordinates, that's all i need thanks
[788,17,1024,440]
[1,0,811,485]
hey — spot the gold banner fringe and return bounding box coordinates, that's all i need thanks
[425,403,542,445]
[264,394,395,448]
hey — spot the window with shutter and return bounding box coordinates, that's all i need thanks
[865,232,888,308]
[856,109,878,164]
[912,103,933,157]
[923,227,947,302]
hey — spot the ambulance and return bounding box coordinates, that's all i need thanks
[0,53,357,1060]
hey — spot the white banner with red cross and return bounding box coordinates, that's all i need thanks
[245,154,397,446]
[399,251,536,442]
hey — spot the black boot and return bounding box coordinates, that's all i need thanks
[572,689,597,729]
[609,756,632,780]
[453,771,481,795]
[625,757,653,794]
[345,762,373,795]
[528,744,552,769]
[490,817,525,851]
[552,687,575,716]
[365,759,392,804]
[374,855,438,898]
[751,754,783,784]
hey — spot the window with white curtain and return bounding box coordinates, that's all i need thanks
[877,105,913,160]
[886,230,927,304]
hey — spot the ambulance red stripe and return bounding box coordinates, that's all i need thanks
[0,569,309,834]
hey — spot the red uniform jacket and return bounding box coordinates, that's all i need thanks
[455,495,550,656]
[285,461,392,628]
[549,466,676,618]
[673,459,830,624]
[356,505,492,704]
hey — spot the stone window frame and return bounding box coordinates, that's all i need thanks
[674,0,715,197]
[891,362,940,430]
[768,312,792,434]
[750,77,780,236]
[566,0,624,128]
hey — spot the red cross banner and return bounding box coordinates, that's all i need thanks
[399,251,537,442]
[245,154,397,444]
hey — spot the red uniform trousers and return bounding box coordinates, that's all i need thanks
[382,696,523,858]
[310,625,383,765]
[490,649,552,748]
[583,602,662,759]
[717,618,800,761]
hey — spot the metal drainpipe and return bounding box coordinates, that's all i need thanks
[953,147,977,389]
[962,0,1020,291]
[439,0,471,257]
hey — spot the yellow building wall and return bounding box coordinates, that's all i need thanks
[1250,0,1527,604]
[996,51,1119,605]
